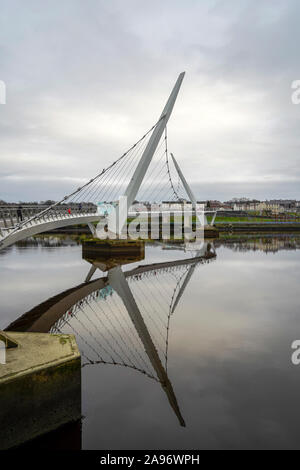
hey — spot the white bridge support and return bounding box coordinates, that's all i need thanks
[171,153,207,226]
[170,153,198,212]
[117,72,185,235]
[87,222,96,237]
[171,153,218,227]
[210,211,218,225]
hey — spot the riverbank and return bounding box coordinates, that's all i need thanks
[216,222,300,232]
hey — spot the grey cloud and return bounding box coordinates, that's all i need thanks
[0,0,299,201]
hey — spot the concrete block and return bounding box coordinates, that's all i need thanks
[0,332,81,449]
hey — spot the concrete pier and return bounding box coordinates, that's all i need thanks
[0,332,81,449]
[204,225,219,238]
[82,238,145,257]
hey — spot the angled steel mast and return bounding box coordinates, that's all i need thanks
[117,72,185,234]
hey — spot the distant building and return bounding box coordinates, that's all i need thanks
[269,199,297,211]
[224,198,299,213]
[161,201,205,211]
[231,199,261,211]
[207,200,233,211]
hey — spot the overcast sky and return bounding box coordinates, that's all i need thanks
[1,0,300,202]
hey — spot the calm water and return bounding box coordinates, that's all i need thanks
[1,234,300,449]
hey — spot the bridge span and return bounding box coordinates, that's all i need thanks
[0,72,216,250]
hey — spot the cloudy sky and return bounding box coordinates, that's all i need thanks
[1,0,300,202]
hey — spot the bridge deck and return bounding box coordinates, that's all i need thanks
[0,212,100,250]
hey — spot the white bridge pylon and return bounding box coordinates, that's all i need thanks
[0,72,215,250]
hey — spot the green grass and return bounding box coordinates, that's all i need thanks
[207,215,300,224]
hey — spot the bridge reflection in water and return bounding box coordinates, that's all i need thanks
[6,241,216,429]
